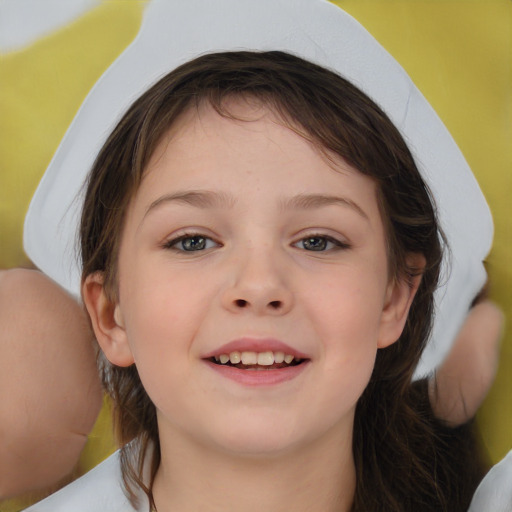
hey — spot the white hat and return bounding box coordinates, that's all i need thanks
[23,0,493,378]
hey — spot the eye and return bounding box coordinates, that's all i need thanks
[165,234,218,252]
[294,235,348,252]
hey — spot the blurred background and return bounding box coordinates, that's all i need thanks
[0,0,510,509]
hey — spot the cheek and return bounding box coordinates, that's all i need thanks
[119,260,224,372]
[305,266,386,398]
[321,307,379,391]
[315,313,379,429]
[311,268,387,345]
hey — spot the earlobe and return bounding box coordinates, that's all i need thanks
[82,272,134,367]
[378,254,425,349]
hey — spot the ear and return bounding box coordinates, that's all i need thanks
[378,254,425,349]
[82,272,134,367]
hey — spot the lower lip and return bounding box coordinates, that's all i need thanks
[204,360,309,386]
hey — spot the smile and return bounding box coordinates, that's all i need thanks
[203,338,310,385]
[211,350,303,369]
[204,340,310,385]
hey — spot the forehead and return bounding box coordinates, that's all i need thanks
[121,101,385,243]
[141,100,373,192]
[143,93,345,178]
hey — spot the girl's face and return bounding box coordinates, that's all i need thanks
[88,100,417,458]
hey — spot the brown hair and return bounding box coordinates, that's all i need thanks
[80,51,483,511]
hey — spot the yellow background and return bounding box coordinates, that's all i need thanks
[1,1,510,509]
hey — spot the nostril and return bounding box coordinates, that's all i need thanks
[231,299,284,310]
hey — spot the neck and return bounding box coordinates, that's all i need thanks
[152,425,356,512]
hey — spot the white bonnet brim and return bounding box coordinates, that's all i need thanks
[23,0,493,378]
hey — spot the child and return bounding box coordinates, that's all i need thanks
[22,49,487,512]
[20,1,500,510]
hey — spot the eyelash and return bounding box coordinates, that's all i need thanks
[163,233,220,252]
[163,233,350,253]
[292,234,350,252]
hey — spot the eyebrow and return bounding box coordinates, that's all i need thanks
[143,190,369,221]
[144,190,236,218]
[280,193,369,220]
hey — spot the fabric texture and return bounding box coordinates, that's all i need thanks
[22,451,146,512]
[468,450,512,512]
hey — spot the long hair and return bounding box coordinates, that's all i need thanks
[80,51,483,510]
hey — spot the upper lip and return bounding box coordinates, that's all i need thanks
[202,337,310,359]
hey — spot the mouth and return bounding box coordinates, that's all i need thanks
[208,350,305,370]
[203,339,310,385]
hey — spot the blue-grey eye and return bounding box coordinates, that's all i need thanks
[166,235,218,252]
[164,233,220,253]
[302,236,329,251]
[179,236,208,251]
[296,235,349,252]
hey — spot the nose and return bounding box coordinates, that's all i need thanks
[221,247,294,316]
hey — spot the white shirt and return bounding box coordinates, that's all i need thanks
[468,449,512,512]
[23,450,149,512]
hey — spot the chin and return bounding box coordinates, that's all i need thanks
[217,436,301,459]
[205,417,316,458]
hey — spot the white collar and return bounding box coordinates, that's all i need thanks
[23,449,150,512]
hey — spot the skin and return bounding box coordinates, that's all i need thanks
[1,105,501,505]
[0,268,102,499]
[2,276,500,504]
[84,101,422,512]
[430,300,504,427]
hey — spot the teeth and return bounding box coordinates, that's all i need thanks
[241,351,258,365]
[214,351,298,366]
[257,351,274,366]
[229,351,241,364]
[274,352,285,364]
